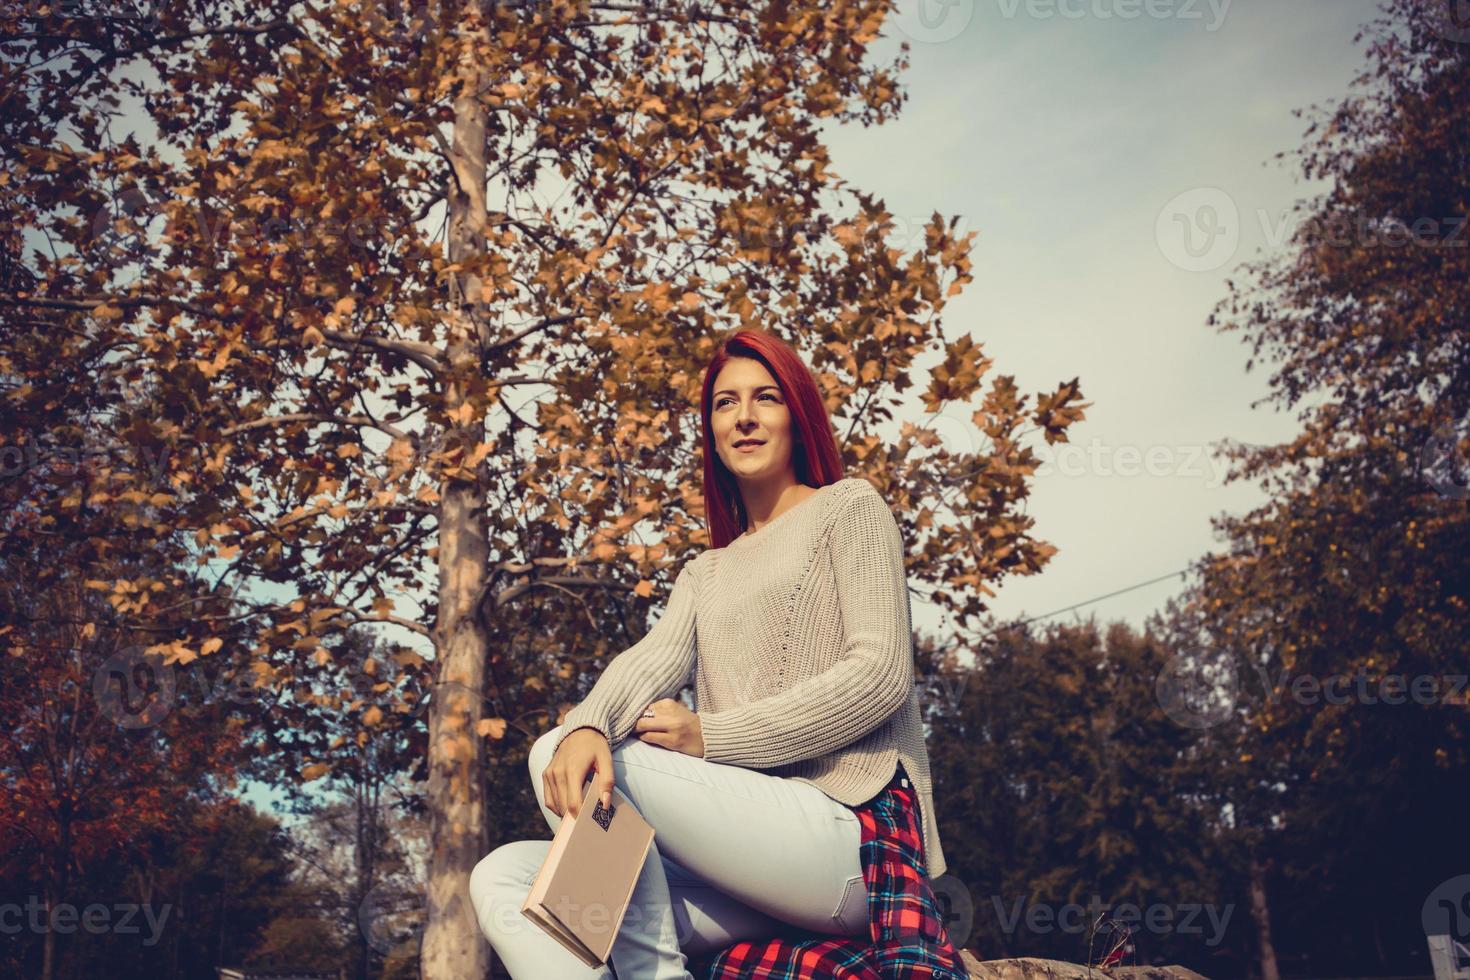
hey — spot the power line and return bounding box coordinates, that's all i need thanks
[982,565,1194,636]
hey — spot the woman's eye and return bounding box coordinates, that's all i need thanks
[716,394,779,408]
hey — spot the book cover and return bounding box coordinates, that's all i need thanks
[520,777,655,968]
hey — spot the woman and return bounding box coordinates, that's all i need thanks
[468,329,959,979]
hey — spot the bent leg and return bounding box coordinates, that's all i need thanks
[528,725,867,944]
[469,838,796,980]
[468,840,614,980]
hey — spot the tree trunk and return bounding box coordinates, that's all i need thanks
[420,13,492,980]
[355,761,371,980]
[1248,853,1280,980]
[41,877,56,980]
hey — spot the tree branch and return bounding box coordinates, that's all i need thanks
[221,413,411,441]
[0,293,447,375]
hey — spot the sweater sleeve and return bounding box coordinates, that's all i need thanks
[552,558,701,757]
[698,482,914,768]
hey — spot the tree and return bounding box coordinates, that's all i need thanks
[1184,1,1470,973]
[0,537,248,980]
[2,2,1086,973]
[926,620,1222,972]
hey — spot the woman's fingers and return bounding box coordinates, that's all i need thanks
[567,757,592,818]
[595,743,615,810]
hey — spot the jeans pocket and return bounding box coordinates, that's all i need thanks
[830,873,868,935]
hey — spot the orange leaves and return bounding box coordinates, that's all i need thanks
[922,333,993,411]
[252,140,292,163]
[476,717,507,739]
[300,762,331,782]
[149,638,199,667]
[1031,377,1090,445]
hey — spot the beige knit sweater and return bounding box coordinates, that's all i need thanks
[552,476,947,879]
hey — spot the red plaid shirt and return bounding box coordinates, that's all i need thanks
[689,767,968,979]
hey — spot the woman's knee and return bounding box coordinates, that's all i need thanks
[469,841,544,934]
[528,725,563,785]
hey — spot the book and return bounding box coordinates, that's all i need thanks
[520,777,656,968]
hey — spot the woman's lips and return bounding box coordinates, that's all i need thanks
[735,441,764,452]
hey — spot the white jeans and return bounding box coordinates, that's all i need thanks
[469,724,869,979]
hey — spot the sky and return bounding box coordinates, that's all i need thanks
[815,0,1392,646]
[92,0,1397,817]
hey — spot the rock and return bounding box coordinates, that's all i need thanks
[959,951,1095,979]
[958,950,1213,980]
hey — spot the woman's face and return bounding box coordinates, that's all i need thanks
[710,357,797,485]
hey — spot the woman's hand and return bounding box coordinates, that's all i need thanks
[633,697,705,758]
[544,727,615,820]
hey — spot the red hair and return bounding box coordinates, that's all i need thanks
[699,329,845,548]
